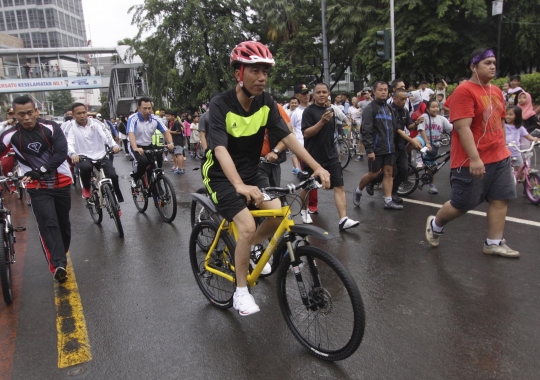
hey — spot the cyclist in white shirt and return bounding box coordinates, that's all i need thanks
[67,103,123,201]
[126,97,174,186]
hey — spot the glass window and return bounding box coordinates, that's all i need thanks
[2,0,13,7]
[5,10,16,30]
[26,0,35,4]
[41,32,48,47]
[68,35,73,46]
[61,32,67,47]
[0,13,5,32]
[14,0,24,5]
[32,32,41,47]
[45,8,57,28]
[35,0,42,5]
[20,32,31,48]
[48,31,59,47]
[36,8,44,28]
[16,9,27,29]
[27,8,35,27]
[58,10,65,30]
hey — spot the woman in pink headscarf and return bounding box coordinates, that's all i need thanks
[517,92,539,133]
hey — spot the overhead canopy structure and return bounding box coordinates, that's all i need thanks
[0,47,119,56]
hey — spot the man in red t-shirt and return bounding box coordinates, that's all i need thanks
[425,48,518,258]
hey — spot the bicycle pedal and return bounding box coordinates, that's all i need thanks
[14,226,26,232]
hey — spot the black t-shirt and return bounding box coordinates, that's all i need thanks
[391,103,413,151]
[205,89,290,181]
[301,104,337,165]
[169,120,184,145]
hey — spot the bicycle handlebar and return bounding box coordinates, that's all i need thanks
[506,140,540,153]
[262,176,322,201]
[0,174,23,183]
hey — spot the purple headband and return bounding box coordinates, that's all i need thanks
[470,49,496,65]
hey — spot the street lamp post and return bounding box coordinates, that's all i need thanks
[390,0,395,80]
[492,0,503,76]
[321,0,330,87]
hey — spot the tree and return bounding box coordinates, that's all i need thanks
[46,90,75,117]
[129,0,250,109]
[98,94,110,120]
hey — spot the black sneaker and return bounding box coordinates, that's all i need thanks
[53,267,68,283]
[366,183,375,196]
[384,200,403,210]
[391,194,403,204]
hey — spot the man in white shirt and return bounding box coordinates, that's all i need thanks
[67,103,123,201]
[419,80,434,102]
[290,84,310,175]
[126,97,174,186]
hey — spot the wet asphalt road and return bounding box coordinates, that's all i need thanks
[3,147,540,380]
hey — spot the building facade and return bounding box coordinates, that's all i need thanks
[0,0,87,49]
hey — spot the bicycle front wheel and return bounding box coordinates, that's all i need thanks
[276,246,365,361]
[525,172,540,205]
[337,139,351,170]
[397,164,419,196]
[88,185,103,224]
[103,184,124,238]
[154,175,177,222]
[0,225,13,305]
[189,220,236,309]
[132,179,148,213]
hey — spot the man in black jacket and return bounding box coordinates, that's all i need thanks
[353,81,403,210]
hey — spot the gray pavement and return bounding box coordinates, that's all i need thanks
[3,148,540,380]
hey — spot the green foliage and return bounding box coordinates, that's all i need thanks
[46,90,75,117]
[98,94,110,120]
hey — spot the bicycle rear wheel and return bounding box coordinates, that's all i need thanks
[0,224,13,305]
[88,185,103,224]
[525,172,540,205]
[397,164,419,196]
[132,179,148,212]
[337,139,351,170]
[154,175,177,222]
[189,220,236,309]
[276,245,365,361]
[103,184,124,238]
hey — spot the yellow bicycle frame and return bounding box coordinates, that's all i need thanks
[203,205,295,287]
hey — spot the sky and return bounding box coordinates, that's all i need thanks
[81,1,142,47]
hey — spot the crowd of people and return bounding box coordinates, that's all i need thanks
[0,42,538,316]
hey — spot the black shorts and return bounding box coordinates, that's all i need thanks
[207,173,270,222]
[304,158,344,189]
[368,153,395,173]
[450,157,516,211]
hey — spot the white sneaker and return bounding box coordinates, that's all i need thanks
[250,245,271,275]
[301,210,313,224]
[233,292,260,316]
[163,157,168,162]
[339,217,359,231]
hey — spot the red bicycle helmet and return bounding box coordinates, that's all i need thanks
[230,41,275,67]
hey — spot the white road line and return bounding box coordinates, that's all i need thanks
[402,198,540,227]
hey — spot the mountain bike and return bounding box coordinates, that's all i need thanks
[189,177,365,361]
[12,161,31,207]
[79,152,124,238]
[336,134,351,170]
[507,141,540,205]
[397,148,451,196]
[131,147,177,223]
[0,174,26,305]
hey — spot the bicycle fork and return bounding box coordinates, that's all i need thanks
[286,233,320,310]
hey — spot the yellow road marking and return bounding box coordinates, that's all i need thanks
[54,251,92,368]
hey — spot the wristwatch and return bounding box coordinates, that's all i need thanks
[39,166,48,174]
[272,148,279,154]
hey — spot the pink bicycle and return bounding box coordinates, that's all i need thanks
[507,141,540,205]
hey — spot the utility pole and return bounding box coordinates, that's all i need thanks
[492,0,503,76]
[390,0,395,80]
[321,0,330,87]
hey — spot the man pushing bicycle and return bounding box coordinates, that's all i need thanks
[202,41,330,316]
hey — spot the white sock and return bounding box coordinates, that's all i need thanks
[356,187,362,194]
[235,286,249,295]
[339,217,347,224]
[384,196,392,203]
[486,238,501,246]
[432,219,444,233]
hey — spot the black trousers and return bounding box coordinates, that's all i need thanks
[77,158,124,202]
[128,144,163,181]
[259,162,282,187]
[370,148,409,194]
[27,186,71,273]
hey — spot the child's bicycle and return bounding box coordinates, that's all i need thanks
[397,147,450,196]
[189,177,365,361]
[507,141,540,205]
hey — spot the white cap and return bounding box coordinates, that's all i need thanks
[96,113,102,119]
